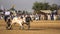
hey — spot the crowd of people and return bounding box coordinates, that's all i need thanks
[0,8,60,30]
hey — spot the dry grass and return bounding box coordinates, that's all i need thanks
[0,19,60,34]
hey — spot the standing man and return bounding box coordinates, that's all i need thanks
[4,10,11,29]
[25,15,32,30]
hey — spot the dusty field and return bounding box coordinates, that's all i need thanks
[0,19,60,34]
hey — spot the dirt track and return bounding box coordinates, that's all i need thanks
[0,19,60,34]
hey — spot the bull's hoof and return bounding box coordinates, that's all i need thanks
[6,27,9,30]
[6,27,12,30]
[9,28,13,30]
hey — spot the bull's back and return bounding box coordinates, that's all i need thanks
[11,17,23,24]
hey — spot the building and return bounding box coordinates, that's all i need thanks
[40,10,52,20]
[57,10,60,15]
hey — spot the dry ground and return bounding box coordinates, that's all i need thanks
[0,19,60,34]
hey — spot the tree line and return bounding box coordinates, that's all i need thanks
[32,1,60,14]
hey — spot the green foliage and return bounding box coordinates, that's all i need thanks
[32,1,59,14]
[32,2,41,11]
[32,2,50,11]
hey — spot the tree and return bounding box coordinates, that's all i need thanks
[32,2,50,14]
[58,5,60,9]
[32,2,59,14]
[17,10,22,15]
[32,1,41,11]
[50,4,58,11]
[22,10,25,14]
[32,2,51,10]
[43,3,51,10]
[8,5,17,13]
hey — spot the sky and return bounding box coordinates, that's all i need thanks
[0,0,60,12]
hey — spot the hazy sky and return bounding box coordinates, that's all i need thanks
[0,0,60,12]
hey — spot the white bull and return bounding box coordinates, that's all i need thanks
[10,17,25,29]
